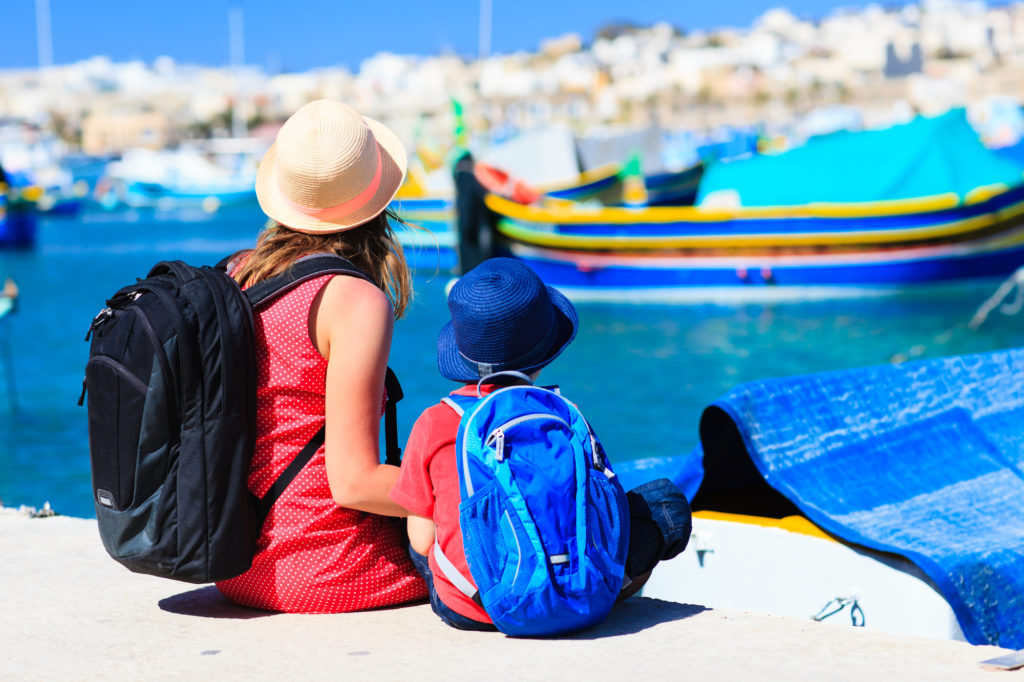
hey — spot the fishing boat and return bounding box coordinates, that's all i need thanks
[392,161,704,272]
[483,109,1024,299]
[0,192,38,248]
[95,143,262,211]
[389,162,628,272]
[614,343,1024,647]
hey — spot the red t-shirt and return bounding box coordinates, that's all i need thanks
[390,383,499,623]
[216,274,426,613]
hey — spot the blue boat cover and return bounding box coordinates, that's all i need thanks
[696,108,1024,206]
[681,347,1024,648]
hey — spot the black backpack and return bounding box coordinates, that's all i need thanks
[80,255,403,583]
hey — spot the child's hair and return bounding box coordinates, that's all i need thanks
[232,208,412,317]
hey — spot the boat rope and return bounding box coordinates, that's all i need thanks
[968,265,1024,330]
[890,266,1024,364]
[812,595,865,627]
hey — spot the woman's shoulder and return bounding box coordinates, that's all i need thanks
[313,273,393,355]
[319,272,391,315]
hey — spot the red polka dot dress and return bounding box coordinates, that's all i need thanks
[216,274,427,613]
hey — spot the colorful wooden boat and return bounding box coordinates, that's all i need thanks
[0,191,38,249]
[391,161,705,272]
[486,182,1024,299]
[389,162,629,272]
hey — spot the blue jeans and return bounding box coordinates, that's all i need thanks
[408,546,498,631]
[623,478,692,581]
[410,477,691,630]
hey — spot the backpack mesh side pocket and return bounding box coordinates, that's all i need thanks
[459,480,512,592]
[586,468,630,581]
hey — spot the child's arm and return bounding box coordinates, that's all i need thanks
[407,515,436,556]
[390,406,444,555]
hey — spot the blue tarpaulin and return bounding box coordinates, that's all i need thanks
[697,108,1024,206]
[675,348,1024,648]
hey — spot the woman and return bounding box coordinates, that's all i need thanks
[216,100,427,613]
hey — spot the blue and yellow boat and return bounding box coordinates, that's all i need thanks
[390,161,698,272]
[487,110,1024,299]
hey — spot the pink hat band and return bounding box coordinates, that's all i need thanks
[273,146,383,221]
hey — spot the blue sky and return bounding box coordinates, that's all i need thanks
[4,1,902,72]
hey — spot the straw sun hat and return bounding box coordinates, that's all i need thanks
[255,99,407,233]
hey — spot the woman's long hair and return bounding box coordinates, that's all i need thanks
[232,208,412,318]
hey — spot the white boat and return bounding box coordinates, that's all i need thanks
[642,512,966,642]
[96,140,265,210]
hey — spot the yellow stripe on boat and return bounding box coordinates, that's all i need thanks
[964,183,1009,205]
[693,510,834,541]
[486,191,963,223]
[492,194,1024,250]
[532,162,622,193]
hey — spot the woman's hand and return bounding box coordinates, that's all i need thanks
[313,273,409,516]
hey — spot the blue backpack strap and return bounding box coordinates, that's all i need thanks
[441,396,466,416]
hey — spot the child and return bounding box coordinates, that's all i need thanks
[390,257,691,631]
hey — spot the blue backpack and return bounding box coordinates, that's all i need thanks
[433,372,630,636]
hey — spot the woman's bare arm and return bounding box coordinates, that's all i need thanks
[313,274,410,516]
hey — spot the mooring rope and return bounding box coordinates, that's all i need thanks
[968,266,1024,330]
[890,266,1024,364]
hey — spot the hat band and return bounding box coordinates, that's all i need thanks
[458,315,558,378]
[275,145,383,221]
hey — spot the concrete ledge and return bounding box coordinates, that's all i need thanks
[0,510,1015,681]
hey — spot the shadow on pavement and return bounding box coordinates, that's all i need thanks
[566,597,709,640]
[159,586,275,619]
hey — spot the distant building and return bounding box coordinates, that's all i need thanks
[885,42,924,78]
[81,111,171,155]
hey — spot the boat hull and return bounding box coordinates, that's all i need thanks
[504,235,1024,291]
[0,200,37,249]
[490,183,1024,297]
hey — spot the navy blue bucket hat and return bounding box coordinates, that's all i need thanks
[438,258,579,382]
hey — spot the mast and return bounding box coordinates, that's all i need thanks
[479,0,492,60]
[229,6,246,138]
[35,0,53,69]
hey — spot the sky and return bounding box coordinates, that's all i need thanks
[2,1,909,73]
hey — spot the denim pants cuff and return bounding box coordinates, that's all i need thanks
[625,478,693,578]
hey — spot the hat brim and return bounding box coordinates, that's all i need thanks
[255,116,407,234]
[437,283,579,382]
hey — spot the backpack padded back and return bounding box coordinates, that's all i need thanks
[443,385,630,636]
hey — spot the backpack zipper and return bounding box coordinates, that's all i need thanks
[125,302,180,427]
[142,283,200,415]
[86,355,149,394]
[459,386,574,496]
[196,268,236,417]
[486,413,569,462]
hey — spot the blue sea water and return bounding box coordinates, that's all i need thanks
[1,204,1023,519]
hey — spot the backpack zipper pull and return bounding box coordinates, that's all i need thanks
[86,307,114,341]
[77,378,87,406]
[493,429,505,461]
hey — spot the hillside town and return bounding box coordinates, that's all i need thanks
[3,0,1024,160]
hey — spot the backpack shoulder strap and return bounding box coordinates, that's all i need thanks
[443,392,485,417]
[441,396,466,416]
[241,254,371,310]
[227,253,403,520]
[252,370,405,521]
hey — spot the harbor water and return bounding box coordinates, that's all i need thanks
[2,204,1023,519]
